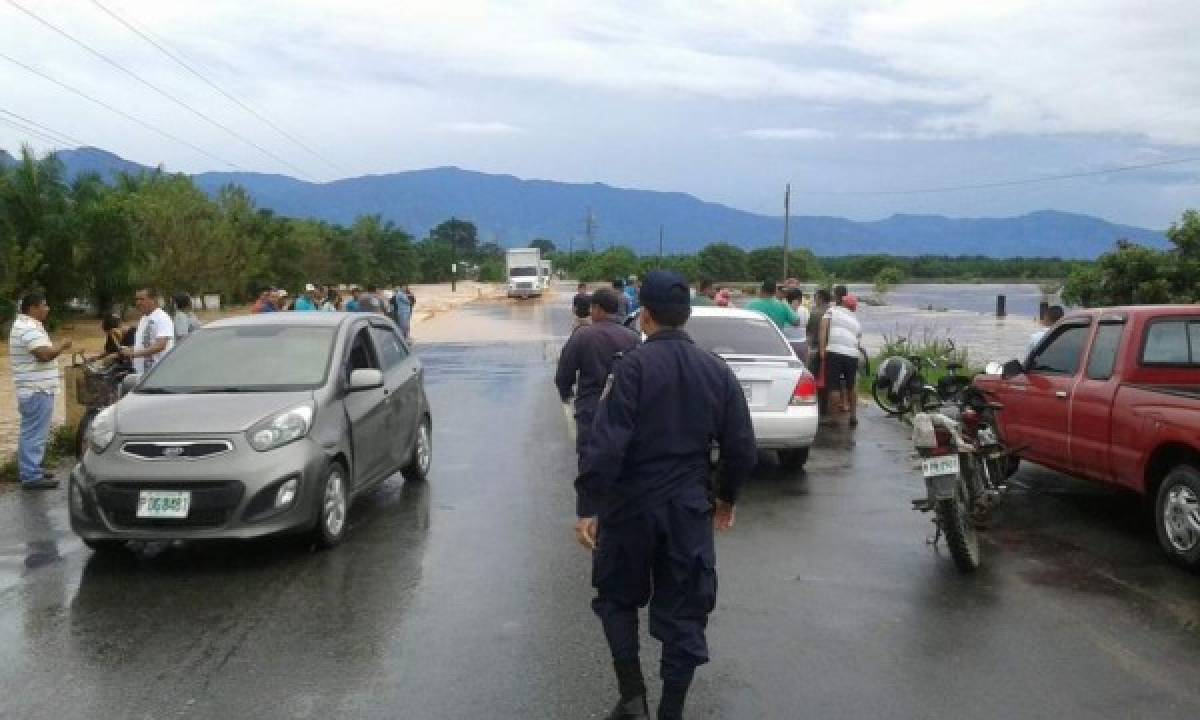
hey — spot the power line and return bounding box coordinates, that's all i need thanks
[4,0,314,179]
[0,116,66,147]
[89,0,344,175]
[0,51,243,169]
[793,154,1200,196]
[0,106,86,146]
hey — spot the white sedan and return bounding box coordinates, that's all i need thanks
[630,307,819,468]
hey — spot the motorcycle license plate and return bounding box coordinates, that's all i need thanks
[921,455,960,478]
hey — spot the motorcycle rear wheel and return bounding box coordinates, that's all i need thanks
[936,471,981,573]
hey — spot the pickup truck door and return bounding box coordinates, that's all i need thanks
[1009,321,1092,470]
[1068,318,1126,484]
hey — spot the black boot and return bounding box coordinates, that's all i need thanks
[657,669,694,720]
[607,658,649,720]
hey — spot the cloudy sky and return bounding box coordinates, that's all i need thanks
[2,0,1198,228]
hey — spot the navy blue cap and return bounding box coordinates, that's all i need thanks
[639,270,691,307]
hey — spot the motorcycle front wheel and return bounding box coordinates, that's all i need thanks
[936,469,982,573]
[871,381,908,416]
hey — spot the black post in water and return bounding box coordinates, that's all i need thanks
[996,294,1006,317]
[1038,300,1049,323]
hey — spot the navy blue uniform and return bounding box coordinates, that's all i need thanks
[577,328,757,687]
[555,318,640,456]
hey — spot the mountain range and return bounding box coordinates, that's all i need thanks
[2,146,1168,258]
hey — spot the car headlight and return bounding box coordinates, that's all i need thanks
[90,406,117,453]
[246,403,314,452]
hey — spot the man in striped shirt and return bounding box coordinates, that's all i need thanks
[9,293,72,489]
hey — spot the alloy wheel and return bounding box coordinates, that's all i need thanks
[324,468,346,538]
[1163,484,1200,553]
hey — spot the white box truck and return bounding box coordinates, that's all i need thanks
[506,248,543,299]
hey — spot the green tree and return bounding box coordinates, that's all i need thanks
[873,266,905,299]
[529,237,556,254]
[578,247,639,282]
[746,246,817,282]
[697,243,748,281]
[0,145,73,308]
[430,217,478,256]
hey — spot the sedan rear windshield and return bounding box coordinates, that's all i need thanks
[686,315,792,357]
[140,326,337,392]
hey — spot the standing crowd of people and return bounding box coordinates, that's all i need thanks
[250,283,416,338]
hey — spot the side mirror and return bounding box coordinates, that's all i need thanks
[348,368,384,391]
[119,373,139,398]
[1001,359,1024,380]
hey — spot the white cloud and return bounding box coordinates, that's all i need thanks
[440,121,524,135]
[844,0,1200,145]
[858,129,968,142]
[743,127,835,140]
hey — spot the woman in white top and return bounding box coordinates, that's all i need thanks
[783,288,811,362]
[819,292,863,425]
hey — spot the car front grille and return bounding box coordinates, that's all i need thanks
[95,481,245,529]
[121,440,233,460]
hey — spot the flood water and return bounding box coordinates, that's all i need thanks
[0,283,1048,458]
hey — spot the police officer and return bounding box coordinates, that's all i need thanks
[555,288,640,458]
[575,270,757,720]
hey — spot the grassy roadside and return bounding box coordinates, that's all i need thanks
[856,330,978,398]
[0,424,76,483]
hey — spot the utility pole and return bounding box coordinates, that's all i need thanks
[782,183,791,281]
[658,225,664,266]
[584,207,598,253]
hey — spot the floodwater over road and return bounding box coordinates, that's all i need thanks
[0,288,1198,719]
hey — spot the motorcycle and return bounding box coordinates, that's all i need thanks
[910,386,1012,572]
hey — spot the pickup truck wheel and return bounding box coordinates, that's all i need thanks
[1155,465,1200,570]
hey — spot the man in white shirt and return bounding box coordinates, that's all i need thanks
[9,293,72,489]
[120,288,176,375]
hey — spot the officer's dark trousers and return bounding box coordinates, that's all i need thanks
[575,406,596,460]
[592,498,717,684]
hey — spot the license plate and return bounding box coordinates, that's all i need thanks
[921,455,960,478]
[136,491,191,519]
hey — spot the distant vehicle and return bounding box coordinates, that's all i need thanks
[629,307,817,468]
[506,248,543,299]
[70,312,433,552]
[538,259,554,291]
[974,306,1200,569]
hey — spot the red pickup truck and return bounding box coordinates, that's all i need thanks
[974,306,1200,569]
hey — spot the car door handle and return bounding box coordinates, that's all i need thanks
[1055,391,1068,399]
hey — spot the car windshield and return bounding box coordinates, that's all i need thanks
[510,267,538,277]
[686,315,792,357]
[139,325,337,392]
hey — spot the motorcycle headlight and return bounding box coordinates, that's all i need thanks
[246,403,314,452]
[90,406,117,453]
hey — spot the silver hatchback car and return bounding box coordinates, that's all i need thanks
[69,312,432,551]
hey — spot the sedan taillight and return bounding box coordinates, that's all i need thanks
[791,373,817,406]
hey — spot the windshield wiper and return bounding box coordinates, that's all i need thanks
[188,387,252,394]
[137,387,178,394]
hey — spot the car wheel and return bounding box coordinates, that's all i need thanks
[778,448,810,470]
[1155,464,1200,570]
[403,417,433,482]
[82,537,128,553]
[312,462,349,549]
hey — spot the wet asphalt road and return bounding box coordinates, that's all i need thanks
[2,294,1200,719]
